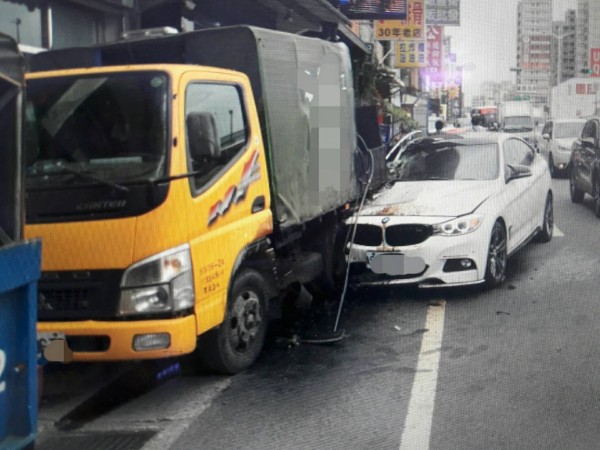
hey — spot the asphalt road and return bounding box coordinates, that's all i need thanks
[37,177,600,450]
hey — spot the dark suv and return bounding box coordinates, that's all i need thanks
[570,117,600,215]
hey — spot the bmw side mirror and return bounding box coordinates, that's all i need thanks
[506,164,532,183]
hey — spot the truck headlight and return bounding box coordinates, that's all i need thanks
[434,214,483,236]
[119,244,195,316]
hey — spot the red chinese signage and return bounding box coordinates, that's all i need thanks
[420,25,444,83]
[591,48,600,78]
[575,83,597,95]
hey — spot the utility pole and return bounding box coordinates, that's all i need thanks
[552,31,575,86]
[11,18,21,43]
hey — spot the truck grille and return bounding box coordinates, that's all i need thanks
[38,270,123,321]
[385,224,433,246]
[40,288,91,311]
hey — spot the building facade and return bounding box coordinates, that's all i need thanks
[575,0,600,75]
[551,9,577,87]
[516,0,552,106]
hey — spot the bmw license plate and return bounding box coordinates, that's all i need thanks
[367,252,426,276]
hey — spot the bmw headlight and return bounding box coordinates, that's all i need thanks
[434,214,484,236]
[119,244,195,316]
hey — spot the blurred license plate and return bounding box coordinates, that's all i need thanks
[37,332,72,363]
[367,252,425,276]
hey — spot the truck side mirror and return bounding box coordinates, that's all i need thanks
[186,112,221,162]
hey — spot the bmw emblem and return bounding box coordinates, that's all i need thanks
[382,217,390,224]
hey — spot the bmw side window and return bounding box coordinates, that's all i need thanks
[185,83,249,195]
[515,140,534,166]
[504,139,533,169]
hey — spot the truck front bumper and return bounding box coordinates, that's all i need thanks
[37,314,197,361]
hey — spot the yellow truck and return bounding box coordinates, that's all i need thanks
[23,26,365,373]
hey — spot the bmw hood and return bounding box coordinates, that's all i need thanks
[360,181,497,217]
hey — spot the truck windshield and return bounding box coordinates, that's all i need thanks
[504,116,533,131]
[24,72,169,189]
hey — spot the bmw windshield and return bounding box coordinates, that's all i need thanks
[394,141,499,181]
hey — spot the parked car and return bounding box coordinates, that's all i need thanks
[569,117,600,215]
[346,134,553,289]
[539,118,586,177]
[385,130,424,173]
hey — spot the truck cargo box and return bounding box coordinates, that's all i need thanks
[30,26,360,228]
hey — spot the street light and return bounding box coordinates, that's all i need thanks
[509,66,521,84]
[552,31,575,86]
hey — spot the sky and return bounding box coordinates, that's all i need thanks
[445,0,578,106]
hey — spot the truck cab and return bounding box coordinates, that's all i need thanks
[25,64,273,365]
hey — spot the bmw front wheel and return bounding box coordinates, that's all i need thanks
[485,221,507,288]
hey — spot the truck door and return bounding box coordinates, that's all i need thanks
[180,72,271,336]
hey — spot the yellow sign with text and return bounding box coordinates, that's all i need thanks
[394,40,426,68]
[375,0,425,41]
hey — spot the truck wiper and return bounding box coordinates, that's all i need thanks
[151,171,202,184]
[31,166,129,193]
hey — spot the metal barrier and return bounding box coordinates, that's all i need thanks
[0,240,41,450]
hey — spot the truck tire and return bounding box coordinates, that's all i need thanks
[197,269,269,374]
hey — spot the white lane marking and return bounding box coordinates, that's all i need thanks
[399,300,446,450]
[554,226,564,237]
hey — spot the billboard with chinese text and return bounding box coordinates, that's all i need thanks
[336,0,407,20]
[425,0,460,26]
[375,0,425,40]
[394,40,426,67]
[420,25,444,83]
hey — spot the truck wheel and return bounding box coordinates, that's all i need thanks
[198,269,269,374]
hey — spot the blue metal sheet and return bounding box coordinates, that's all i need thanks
[0,240,41,450]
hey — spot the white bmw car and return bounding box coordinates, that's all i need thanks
[347,133,553,288]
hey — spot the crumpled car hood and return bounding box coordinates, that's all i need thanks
[360,180,498,217]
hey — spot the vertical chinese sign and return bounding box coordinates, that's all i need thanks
[591,48,600,78]
[420,25,444,88]
[374,0,426,68]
